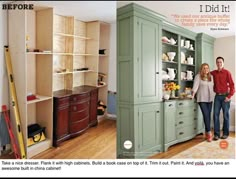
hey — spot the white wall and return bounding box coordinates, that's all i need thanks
[108,22,116,92]
[0,9,9,112]
[214,36,235,131]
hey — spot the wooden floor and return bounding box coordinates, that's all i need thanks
[1,118,235,159]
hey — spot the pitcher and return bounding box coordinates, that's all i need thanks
[167,68,177,80]
[186,70,194,80]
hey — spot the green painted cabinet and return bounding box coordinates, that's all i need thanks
[117,3,164,159]
[164,101,176,147]
[196,33,215,70]
[137,103,163,153]
[164,100,204,151]
[117,3,214,158]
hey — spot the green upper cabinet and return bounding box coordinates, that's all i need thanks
[136,17,161,103]
[117,3,164,105]
[196,33,215,70]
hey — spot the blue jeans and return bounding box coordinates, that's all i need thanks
[213,95,231,137]
[198,102,212,133]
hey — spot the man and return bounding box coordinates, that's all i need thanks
[211,56,235,140]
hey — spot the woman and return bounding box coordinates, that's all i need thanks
[192,63,214,142]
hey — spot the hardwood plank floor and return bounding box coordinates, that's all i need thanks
[1,118,235,159]
[31,118,116,159]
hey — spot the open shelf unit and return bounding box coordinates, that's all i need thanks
[162,29,196,97]
[8,1,110,158]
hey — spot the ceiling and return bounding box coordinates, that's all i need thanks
[33,1,116,23]
[117,1,235,38]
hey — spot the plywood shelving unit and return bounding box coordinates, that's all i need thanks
[8,2,53,158]
[8,1,110,158]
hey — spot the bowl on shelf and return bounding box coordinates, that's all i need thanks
[167,52,176,61]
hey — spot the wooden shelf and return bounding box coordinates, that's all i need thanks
[181,47,195,52]
[73,70,94,73]
[27,95,52,104]
[27,139,51,159]
[181,63,195,67]
[162,61,178,64]
[53,52,73,56]
[97,84,107,88]
[53,71,73,75]
[73,53,97,56]
[27,52,53,55]
[54,32,93,40]
[162,42,178,47]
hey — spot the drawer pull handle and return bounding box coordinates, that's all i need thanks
[156,72,159,74]
[73,97,77,101]
[179,112,183,115]
[194,109,197,111]
[179,132,184,135]
[156,111,159,113]
[179,103,183,106]
[73,106,77,111]
[179,121,184,124]
[194,118,197,120]
[168,104,173,107]
[194,127,197,130]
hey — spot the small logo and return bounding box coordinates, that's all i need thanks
[2,3,34,10]
[124,140,132,150]
[219,140,229,149]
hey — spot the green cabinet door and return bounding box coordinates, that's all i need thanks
[163,101,177,151]
[137,103,162,153]
[196,33,215,70]
[135,17,161,103]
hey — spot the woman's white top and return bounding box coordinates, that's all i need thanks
[192,74,215,102]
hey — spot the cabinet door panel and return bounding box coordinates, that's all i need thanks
[137,18,160,103]
[164,101,176,143]
[55,106,69,138]
[202,42,214,70]
[138,104,161,151]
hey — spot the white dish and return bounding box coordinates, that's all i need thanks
[181,52,185,63]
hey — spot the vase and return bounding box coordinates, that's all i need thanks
[163,91,170,100]
[171,90,176,98]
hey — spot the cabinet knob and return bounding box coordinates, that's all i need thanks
[179,121,184,124]
[168,104,173,107]
[194,109,197,112]
[156,72,159,74]
[194,118,197,120]
[156,111,159,113]
[179,132,184,135]
[73,106,77,111]
[179,112,183,115]
[73,97,77,101]
[179,103,183,106]
[194,127,197,130]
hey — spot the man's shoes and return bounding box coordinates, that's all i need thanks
[213,136,219,141]
[221,135,228,139]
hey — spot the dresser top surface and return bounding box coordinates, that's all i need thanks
[53,85,97,98]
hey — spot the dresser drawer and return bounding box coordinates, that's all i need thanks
[177,107,197,118]
[70,93,90,103]
[177,100,195,108]
[55,97,70,107]
[69,116,89,133]
[164,101,176,109]
[176,117,196,128]
[70,100,90,112]
[70,108,89,123]
[176,125,197,140]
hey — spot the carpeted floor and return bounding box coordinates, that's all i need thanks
[171,137,235,159]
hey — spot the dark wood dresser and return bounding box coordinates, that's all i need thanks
[53,85,98,147]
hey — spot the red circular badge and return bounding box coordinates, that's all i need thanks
[219,140,229,149]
